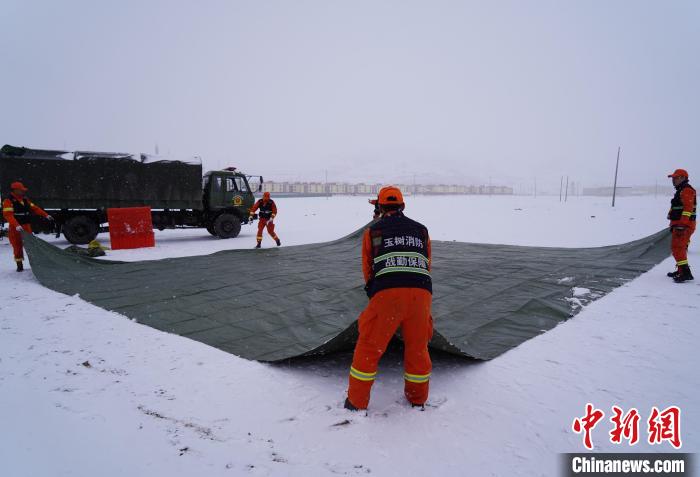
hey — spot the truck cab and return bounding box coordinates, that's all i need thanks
[202,169,261,238]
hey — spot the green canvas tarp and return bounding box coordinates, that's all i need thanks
[22,227,672,362]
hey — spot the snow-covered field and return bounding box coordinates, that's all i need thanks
[1,195,697,477]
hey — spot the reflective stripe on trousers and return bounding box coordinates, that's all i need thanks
[347,288,432,409]
[404,372,431,383]
[349,367,377,382]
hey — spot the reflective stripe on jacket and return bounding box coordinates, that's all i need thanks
[363,212,432,298]
[2,193,49,228]
[251,199,277,219]
[668,182,696,225]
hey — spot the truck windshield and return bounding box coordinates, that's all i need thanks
[246,176,259,192]
[225,177,249,192]
[234,176,248,192]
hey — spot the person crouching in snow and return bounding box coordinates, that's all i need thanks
[249,192,281,249]
[345,186,433,412]
[2,181,54,272]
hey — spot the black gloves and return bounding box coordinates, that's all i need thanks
[364,279,374,298]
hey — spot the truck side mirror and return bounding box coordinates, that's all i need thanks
[258,183,262,192]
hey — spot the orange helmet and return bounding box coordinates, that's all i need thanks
[378,186,404,206]
[668,169,689,179]
[11,181,28,192]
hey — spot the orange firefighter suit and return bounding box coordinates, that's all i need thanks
[347,189,433,410]
[668,175,696,273]
[250,192,280,247]
[2,188,49,264]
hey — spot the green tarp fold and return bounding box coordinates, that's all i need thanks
[23,227,671,362]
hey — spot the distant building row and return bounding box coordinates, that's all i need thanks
[261,181,514,195]
[582,185,674,197]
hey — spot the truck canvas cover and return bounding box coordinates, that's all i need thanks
[0,145,203,210]
[22,227,671,362]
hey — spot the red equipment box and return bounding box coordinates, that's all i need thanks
[107,207,155,250]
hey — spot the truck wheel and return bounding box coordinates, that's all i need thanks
[206,224,217,236]
[213,214,241,239]
[63,215,98,245]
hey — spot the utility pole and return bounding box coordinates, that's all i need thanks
[565,176,569,202]
[612,146,621,207]
[559,176,563,202]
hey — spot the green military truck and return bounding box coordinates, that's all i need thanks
[0,145,262,244]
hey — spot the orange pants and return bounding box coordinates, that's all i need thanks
[8,223,32,262]
[671,226,695,267]
[347,287,433,409]
[257,218,278,242]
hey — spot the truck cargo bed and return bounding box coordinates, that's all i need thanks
[0,146,203,210]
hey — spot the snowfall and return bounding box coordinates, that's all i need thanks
[0,195,697,477]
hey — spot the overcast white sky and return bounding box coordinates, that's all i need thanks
[1,1,698,189]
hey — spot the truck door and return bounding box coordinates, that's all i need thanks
[206,175,226,209]
[223,176,249,207]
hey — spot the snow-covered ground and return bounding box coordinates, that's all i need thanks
[0,195,697,476]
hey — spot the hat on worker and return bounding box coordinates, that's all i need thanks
[378,186,404,206]
[10,181,28,191]
[668,169,689,179]
[262,191,271,200]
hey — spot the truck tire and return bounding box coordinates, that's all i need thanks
[206,224,217,236]
[213,213,241,239]
[63,215,99,245]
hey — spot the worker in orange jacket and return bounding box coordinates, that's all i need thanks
[2,181,52,272]
[249,192,281,248]
[667,169,696,282]
[345,186,433,411]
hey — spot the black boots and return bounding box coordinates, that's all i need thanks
[16,260,24,272]
[256,239,280,248]
[667,270,679,278]
[344,398,359,411]
[343,396,424,411]
[673,265,694,283]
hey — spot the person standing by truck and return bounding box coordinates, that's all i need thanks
[249,192,281,249]
[2,181,53,271]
